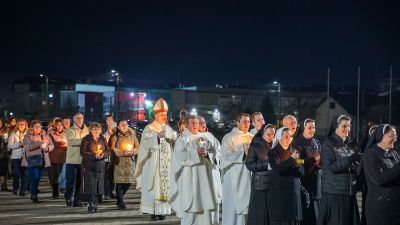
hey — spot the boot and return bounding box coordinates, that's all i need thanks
[52,184,59,199]
[88,202,96,213]
[31,196,39,203]
[1,183,10,192]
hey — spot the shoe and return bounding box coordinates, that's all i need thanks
[151,214,159,221]
[158,215,166,220]
[88,203,96,213]
[59,188,66,193]
[94,203,98,212]
[73,201,82,207]
[98,195,104,203]
[13,191,17,195]
[1,183,10,192]
[104,195,110,200]
[117,203,127,210]
[52,184,60,199]
[65,199,73,207]
[31,196,39,203]
[19,192,26,197]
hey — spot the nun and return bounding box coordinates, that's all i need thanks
[292,119,322,225]
[317,115,361,225]
[268,127,304,225]
[246,124,276,225]
[363,124,400,225]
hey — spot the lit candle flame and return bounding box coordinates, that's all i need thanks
[127,144,133,151]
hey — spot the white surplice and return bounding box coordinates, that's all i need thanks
[220,127,253,225]
[170,130,221,225]
[135,121,175,215]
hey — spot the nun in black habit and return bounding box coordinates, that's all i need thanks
[362,124,400,225]
[317,115,361,225]
[246,124,276,225]
[269,127,304,225]
[292,119,322,225]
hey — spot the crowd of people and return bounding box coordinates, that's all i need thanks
[0,97,399,225]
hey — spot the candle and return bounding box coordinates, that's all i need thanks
[95,145,103,154]
[126,144,133,151]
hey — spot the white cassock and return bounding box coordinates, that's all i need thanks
[220,127,253,225]
[135,121,176,215]
[169,130,221,225]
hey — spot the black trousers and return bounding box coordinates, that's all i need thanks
[65,164,81,203]
[104,162,114,196]
[116,183,131,205]
[49,163,63,185]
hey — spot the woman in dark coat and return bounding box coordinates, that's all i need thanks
[269,127,304,225]
[317,115,361,225]
[80,122,110,213]
[292,119,322,225]
[246,124,275,225]
[363,124,400,225]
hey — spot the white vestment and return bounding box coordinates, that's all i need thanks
[170,130,221,225]
[135,121,175,215]
[220,127,253,225]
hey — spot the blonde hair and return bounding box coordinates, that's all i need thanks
[15,119,28,133]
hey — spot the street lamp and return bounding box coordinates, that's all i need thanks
[40,74,49,120]
[111,69,121,120]
[273,81,281,119]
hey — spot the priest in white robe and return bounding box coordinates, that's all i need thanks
[170,115,221,225]
[135,98,176,221]
[220,113,254,225]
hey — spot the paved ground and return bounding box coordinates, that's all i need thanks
[0,177,181,225]
[0,175,363,225]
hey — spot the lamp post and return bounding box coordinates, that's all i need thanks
[273,81,281,120]
[40,74,49,120]
[111,70,121,120]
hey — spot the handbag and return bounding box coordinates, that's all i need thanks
[25,148,44,168]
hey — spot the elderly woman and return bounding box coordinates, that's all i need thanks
[268,127,304,225]
[317,115,361,225]
[22,120,54,203]
[109,119,139,210]
[292,119,322,225]
[246,124,275,225]
[363,124,400,225]
[80,122,109,213]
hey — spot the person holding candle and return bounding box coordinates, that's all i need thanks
[49,119,67,199]
[135,98,176,221]
[109,119,139,210]
[220,113,253,225]
[80,122,109,213]
[8,119,29,196]
[268,127,304,225]
[292,119,322,225]
[22,120,54,203]
[317,115,361,225]
[170,115,221,225]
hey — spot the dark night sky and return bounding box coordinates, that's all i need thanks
[0,1,399,96]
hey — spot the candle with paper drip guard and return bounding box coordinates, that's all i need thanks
[94,144,103,155]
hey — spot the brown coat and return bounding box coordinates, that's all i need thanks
[109,128,139,184]
[49,130,67,164]
[22,129,54,168]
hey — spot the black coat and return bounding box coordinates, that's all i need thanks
[246,135,273,191]
[293,135,322,199]
[320,133,360,196]
[80,134,109,200]
[363,145,400,225]
[269,143,304,221]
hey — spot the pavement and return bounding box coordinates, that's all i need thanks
[0,177,181,225]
